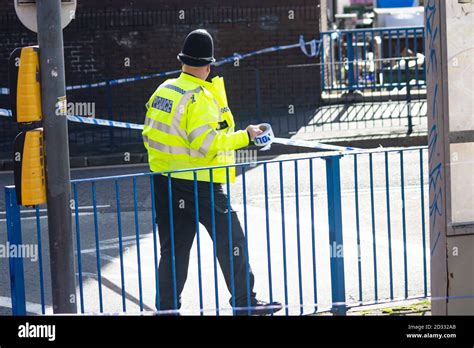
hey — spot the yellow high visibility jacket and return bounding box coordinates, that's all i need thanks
[143,72,249,183]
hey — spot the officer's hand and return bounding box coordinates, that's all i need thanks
[246,125,263,141]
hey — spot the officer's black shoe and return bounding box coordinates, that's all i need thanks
[233,299,283,316]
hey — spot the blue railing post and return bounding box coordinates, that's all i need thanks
[346,33,355,91]
[324,156,347,316]
[5,186,27,315]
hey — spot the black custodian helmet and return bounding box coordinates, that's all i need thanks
[177,29,216,67]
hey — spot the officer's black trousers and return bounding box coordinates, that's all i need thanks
[153,174,256,311]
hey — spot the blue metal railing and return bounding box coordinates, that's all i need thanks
[325,156,346,315]
[320,26,425,91]
[5,187,26,315]
[4,147,430,315]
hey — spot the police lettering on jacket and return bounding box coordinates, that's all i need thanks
[151,96,173,113]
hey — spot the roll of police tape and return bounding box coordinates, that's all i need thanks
[253,123,274,147]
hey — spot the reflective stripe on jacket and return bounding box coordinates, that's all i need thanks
[143,72,249,183]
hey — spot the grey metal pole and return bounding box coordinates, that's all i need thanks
[36,0,77,314]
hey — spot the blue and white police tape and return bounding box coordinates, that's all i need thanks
[0,108,144,130]
[0,109,354,152]
[66,114,144,130]
[0,108,12,117]
[253,123,275,147]
[214,35,320,67]
[254,123,355,152]
[0,36,321,95]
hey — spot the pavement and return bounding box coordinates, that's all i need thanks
[0,148,430,316]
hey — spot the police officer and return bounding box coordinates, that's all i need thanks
[143,29,282,315]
